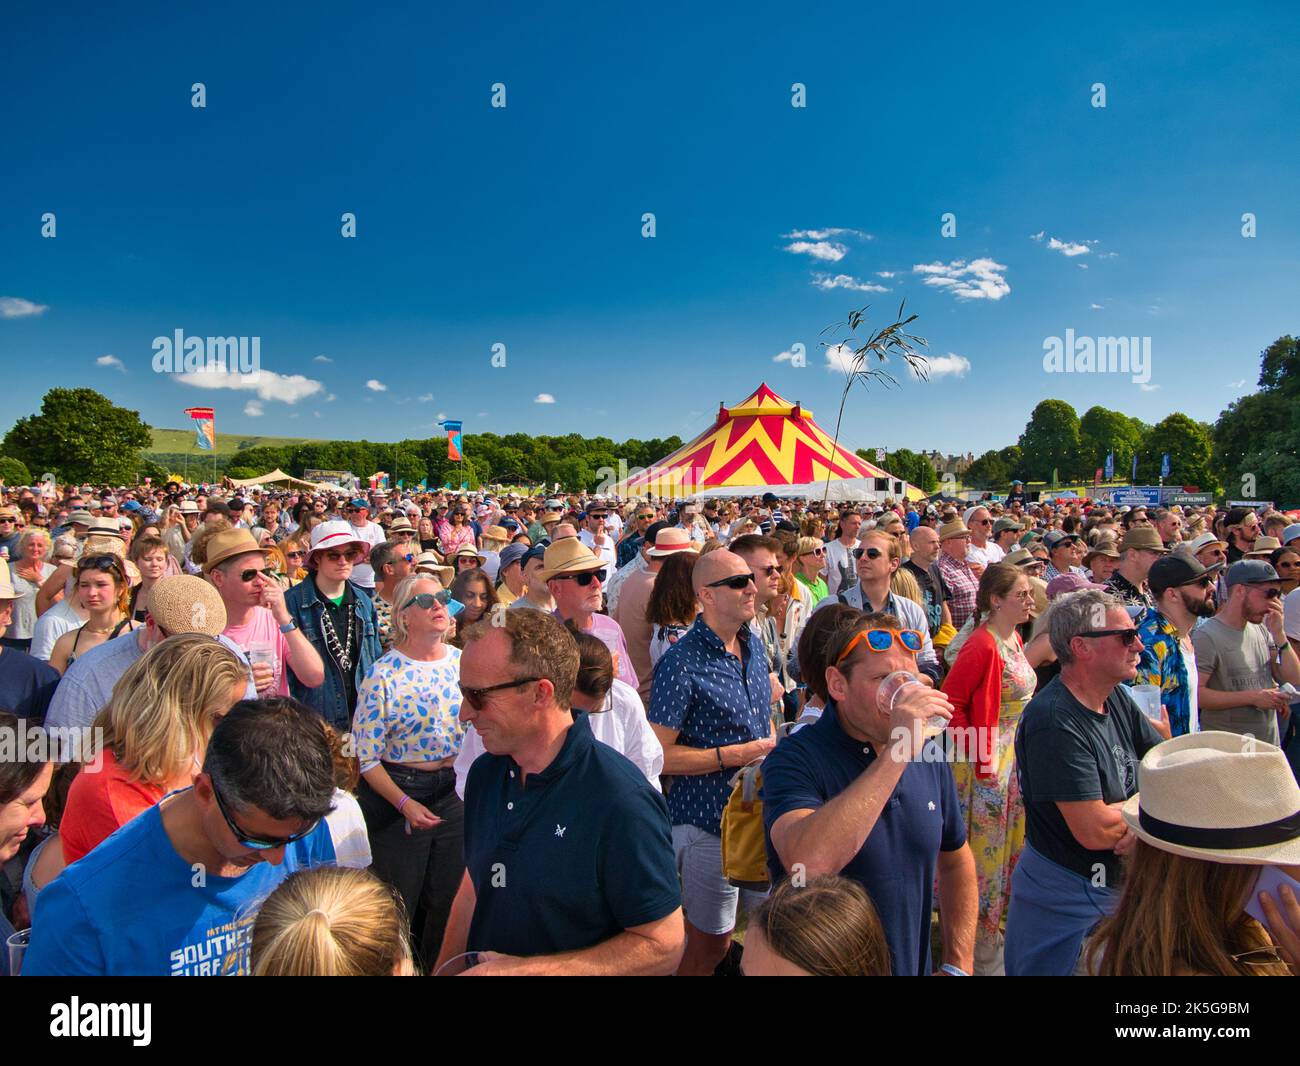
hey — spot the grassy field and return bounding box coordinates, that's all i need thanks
[147,428,322,457]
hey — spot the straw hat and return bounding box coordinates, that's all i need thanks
[537,538,605,580]
[647,528,699,558]
[481,525,510,544]
[178,500,201,515]
[1119,526,1169,554]
[1246,536,1283,558]
[0,562,19,601]
[938,519,970,541]
[452,545,487,566]
[387,516,415,535]
[539,511,562,526]
[147,575,227,637]
[202,528,273,574]
[85,517,125,541]
[1002,547,1038,568]
[414,551,454,584]
[1121,732,1300,865]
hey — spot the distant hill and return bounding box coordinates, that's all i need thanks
[147,428,324,458]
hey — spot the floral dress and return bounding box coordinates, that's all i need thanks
[952,631,1036,965]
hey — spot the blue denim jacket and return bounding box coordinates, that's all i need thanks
[284,578,380,732]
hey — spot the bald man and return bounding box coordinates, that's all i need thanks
[648,549,776,975]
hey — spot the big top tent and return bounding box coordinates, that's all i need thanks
[613,383,916,501]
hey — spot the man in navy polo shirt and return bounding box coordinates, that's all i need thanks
[436,609,683,975]
[648,549,776,975]
[762,610,977,976]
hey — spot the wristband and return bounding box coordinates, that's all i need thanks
[279,620,297,634]
[716,747,725,770]
[940,963,970,977]
[397,795,411,814]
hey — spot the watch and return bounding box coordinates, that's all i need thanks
[279,620,297,634]
[940,963,970,977]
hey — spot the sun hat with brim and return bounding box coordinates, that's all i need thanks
[202,528,274,573]
[179,501,201,515]
[306,520,373,566]
[147,575,227,637]
[1083,544,1121,565]
[497,543,530,572]
[648,528,699,558]
[1017,531,1043,548]
[1002,547,1038,568]
[0,566,19,600]
[481,526,510,544]
[85,517,125,541]
[1121,732,1300,865]
[1184,531,1229,554]
[387,517,415,535]
[938,519,970,541]
[1119,526,1169,554]
[539,511,562,526]
[414,559,455,585]
[538,538,605,581]
[1246,536,1283,558]
[452,546,488,566]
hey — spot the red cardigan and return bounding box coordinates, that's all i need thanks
[941,625,1016,780]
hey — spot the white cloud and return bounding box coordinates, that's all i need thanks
[1078,263,1088,269]
[912,258,1010,301]
[824,343,857,374]
[177,367,324,404]
[313,354,333,363]
[1047,237,1094,257]
[326,393,337,402]
[1138,383,1161,392]
[784,228,871,241]
[365,379,387,392]
[436,412,447,423]
[244,400,265,417]
[96,354,125,372]
[811,273,890,293]
[1030,231,1045,242]
[477,411,488,417]
[1089,303,1104,310]
[313,411,322,418]
[534,393,556,404]
[917,353,971,379]
[876,271,896,279]
[784,241,847,262]
[1228,378,1248,389]
[0,296,48,319]
[417,393,433,402]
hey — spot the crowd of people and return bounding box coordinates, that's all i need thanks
[2,478,1300,977]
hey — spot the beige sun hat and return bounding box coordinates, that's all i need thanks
[938,518,970,541]
[414,552,454,585]
[202,528,273,574]
[1121,731,1300,865]
[147,574,227,637]
[537,538,605,581]
[647,528,699,558]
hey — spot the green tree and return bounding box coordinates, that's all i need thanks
[0,457,32,486]
[1017,400,1082,482]
[3,388,152,484]
[1139,414,1218,490]
[1078,406,1144,479]
[1213,336,1299,505]
[963,449,1010,490]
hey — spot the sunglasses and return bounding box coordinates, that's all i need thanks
[77,554,125,576]
[285,551,306,559]
[402,590,463,616]
[1077,628,1143,646]
[1251,586,1283,600]
[852,547,886,561]
[706,573,756,591]
[211,778,318,850]
[836,628,924,662]
[459,676,542,710]
[238,567,269,582]
[320,550,361,564]
[556,570,603,586]
[802,548,825,557]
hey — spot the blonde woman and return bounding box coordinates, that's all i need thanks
[59,634,249,863]
[251,866,414,976]
[281,533,310,587]
[5,528,56,651]
[48,555,139,675]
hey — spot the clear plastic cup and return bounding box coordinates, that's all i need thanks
[878,670,946,737]
[1130,684,1162,721]
[8,928,30,976]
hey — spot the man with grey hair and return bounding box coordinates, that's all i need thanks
[1005,589,1164,976]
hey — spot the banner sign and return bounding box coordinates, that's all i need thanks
[1110,487,1161,506]
[184,407,215,451]
[1166,492,1213,506]
[444,420,463,462]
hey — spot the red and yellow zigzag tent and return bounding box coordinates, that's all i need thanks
[614,383,922,500]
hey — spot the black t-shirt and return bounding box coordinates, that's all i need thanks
[1015,675,1162,884]
[903,559,943,635]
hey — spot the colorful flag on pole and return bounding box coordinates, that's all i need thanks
[1094,468,1103,487]
[1131,453,1139,483]
[443,420,463,462]
[185,407,215,451]
[1161,453,1170,479]
[1104,450,1114,480]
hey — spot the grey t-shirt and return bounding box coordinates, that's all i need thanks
[1190,617,1278,745]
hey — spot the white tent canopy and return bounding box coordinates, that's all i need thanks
[227,468,333,491]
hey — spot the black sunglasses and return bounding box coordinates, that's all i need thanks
[459,676,542,710]
[707,573,756,591]
[238,567,269,582]
[211,777,318,850]
[402,590,452,610]
[556,570,603,586]
[1077,628,1143,646]
[852,547,886,560]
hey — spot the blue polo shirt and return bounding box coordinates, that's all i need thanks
[760,703,966,976]
[648,616,772,836]
[463,712,680,958]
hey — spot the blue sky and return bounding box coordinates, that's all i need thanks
[2,1,1297,459]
